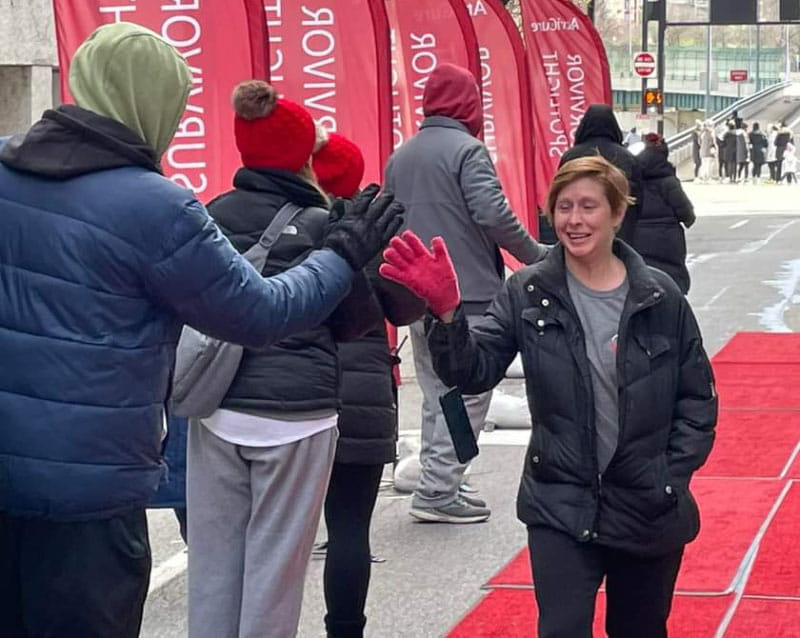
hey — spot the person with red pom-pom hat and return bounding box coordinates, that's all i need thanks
[313,132,424,637]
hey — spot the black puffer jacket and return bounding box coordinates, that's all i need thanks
[559,105,642,243]
[749,130,768,164]
[633,145,695,294]
[335,257,425,464]
[428,242,717,557]
[208,169,375,415]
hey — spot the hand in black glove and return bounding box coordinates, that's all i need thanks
[323,183,404,271]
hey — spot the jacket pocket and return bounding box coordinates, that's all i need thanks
[643,455,679,519]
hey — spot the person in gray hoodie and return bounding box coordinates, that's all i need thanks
[384,62,546,524]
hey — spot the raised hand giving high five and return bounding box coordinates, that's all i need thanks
[379,231,460,319]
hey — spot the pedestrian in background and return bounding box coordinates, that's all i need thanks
[385,62,546,524]
[749,122,768,184]
[775,122,794,181]
[623,127,641,147]
[313,132,425,638]
[698,120,717,183]
[781,142,798,184]
[767,124,779,182]
[381,155,717,638]
[560,104,642,243]
[691,120,703,180]
[722,122,738,183]
[0,24,400,638]
[186,82,395,638]
[736,123,750,183]
[633,133,695,294]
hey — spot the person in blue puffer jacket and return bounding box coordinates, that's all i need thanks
[0,23,401,638]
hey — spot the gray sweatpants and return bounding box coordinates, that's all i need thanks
[409,318,492,509]
[186,423,337,638]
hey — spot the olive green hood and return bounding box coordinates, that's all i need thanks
[68,22,191,159]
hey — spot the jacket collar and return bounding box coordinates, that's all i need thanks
[524,240,665,309]
[231,167,329,210]
[420,115,471,135]
[0,105,159,178]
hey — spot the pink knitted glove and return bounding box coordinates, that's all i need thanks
[379,231,461,317]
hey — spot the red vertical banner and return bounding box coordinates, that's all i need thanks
[265,0,392,186]
[52,0,268,202]
[520,0,612,208]
[386,0,481,150]
[465,0,538,249]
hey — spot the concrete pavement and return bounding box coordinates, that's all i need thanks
[141,183,800,637]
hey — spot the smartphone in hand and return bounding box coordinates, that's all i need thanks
[439,387,479,464]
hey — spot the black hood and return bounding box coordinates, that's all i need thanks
[638,145,674,179]
[574,104,623,145]
[232,167,328,209]
[0,105,159,179]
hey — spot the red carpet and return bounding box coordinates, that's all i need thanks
[713,363,800,410]
[696,411,800,478]
[745,482,800,597]
[712,332,800,364]
[446,590,732,638]
[790,455,800,479]
[724,598,800,637]
[485,479,783,594]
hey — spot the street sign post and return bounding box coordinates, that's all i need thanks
[730,69,748,98]
[633,51,657,78]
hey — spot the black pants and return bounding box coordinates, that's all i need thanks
[725,160,738,181]
[753,161,765,178]
[737,161,749,180]
[323,462,384,638]
[0,509,151,638]
[528,526,683,638]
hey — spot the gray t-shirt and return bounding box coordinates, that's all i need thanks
[566,271,629,473]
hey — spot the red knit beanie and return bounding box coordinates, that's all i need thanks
[232,81,315,172]
[312,132,365,198]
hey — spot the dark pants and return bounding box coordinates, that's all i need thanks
[725,160,738,181]
[753,161,765,178]
[323,462,384,638]
[1,509,151,638]
[528,526,683,638]
[737,161,749,180]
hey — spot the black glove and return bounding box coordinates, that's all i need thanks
[323,183,404,271]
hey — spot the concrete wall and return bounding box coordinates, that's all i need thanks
[0,0,58,134]
[0,0,57,65]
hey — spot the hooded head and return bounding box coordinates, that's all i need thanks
[232,80,316,172]
[313,132,365,199]
[422,63,483,136]
[573,104,623,145]
[68,22,191,158]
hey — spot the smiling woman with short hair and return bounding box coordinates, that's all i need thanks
[379,155,718,638]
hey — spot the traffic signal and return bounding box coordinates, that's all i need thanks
[781,0,800,21]
[710,0,757,24]
[643,88,663,107]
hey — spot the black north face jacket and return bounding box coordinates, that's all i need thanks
[427,241,717,556]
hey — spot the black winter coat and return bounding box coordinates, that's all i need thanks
[427,242,717,557]
[775,129,793,160]
[634,146,695,294]
[208,169,375,415]
[559,105,642,244]
[749,130,768,164]
[722,131,738,163]
[335,257,425,464]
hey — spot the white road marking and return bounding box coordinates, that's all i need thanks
[740,219,798,254]
[698,286,730,312]
[780,442,800,479]
[148,549,188,595]
[686,253,719,272]
[729,219,750,230]
[714,481,795,636]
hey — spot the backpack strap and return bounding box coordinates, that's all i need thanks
[242,202,305,272]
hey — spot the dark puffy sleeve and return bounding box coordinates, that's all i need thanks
[667,298,718,484]
[427,280,520,395]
